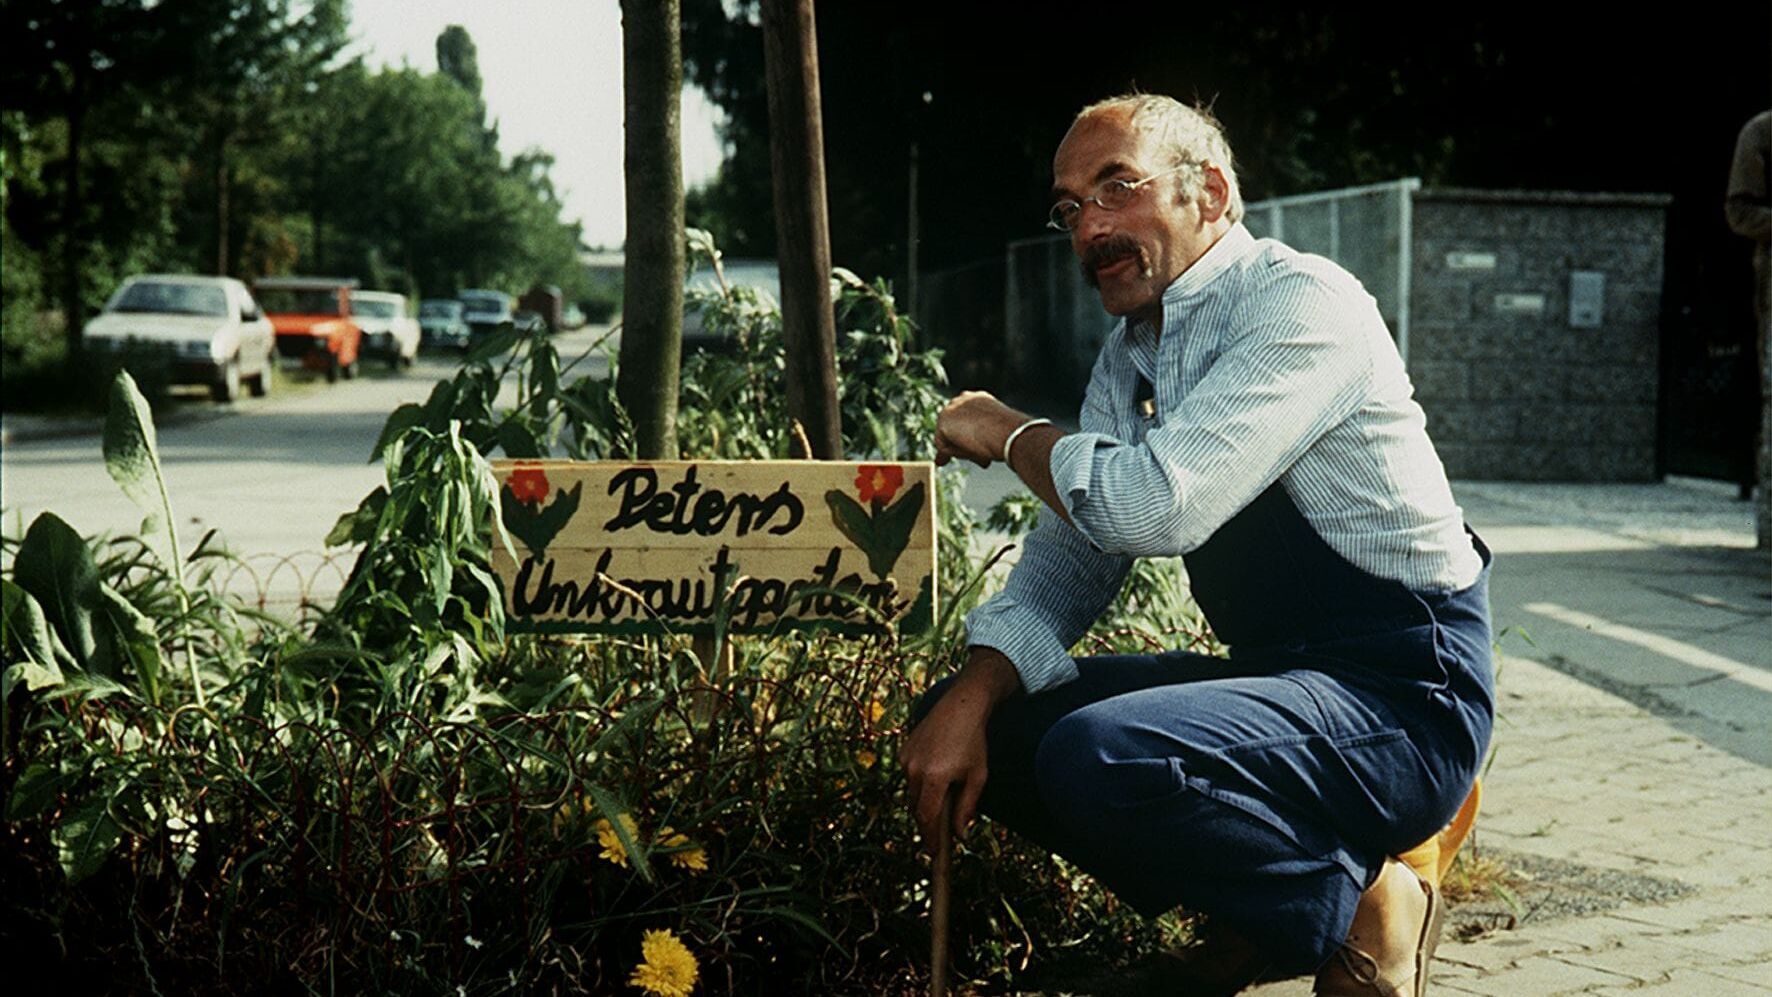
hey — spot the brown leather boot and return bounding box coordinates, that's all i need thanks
[1314,858,1443,997]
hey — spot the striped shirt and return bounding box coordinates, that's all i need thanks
[966,222,1483,694]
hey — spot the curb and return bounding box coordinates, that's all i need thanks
[2,404,237,446]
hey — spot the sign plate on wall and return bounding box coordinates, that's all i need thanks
[1445,251,1498,271]
[488,460,937,635]
[1494,293,1546,315]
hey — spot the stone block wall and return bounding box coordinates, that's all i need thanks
[1408,189,1670,481]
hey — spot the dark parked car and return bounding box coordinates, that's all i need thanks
[511,310,546,335]
[519,284,563,333]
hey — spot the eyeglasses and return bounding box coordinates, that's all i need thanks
[1046,163,1198,232]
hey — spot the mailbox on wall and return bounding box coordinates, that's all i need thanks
[1569,270,1605,329]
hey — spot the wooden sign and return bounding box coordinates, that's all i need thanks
[489,460,937,635]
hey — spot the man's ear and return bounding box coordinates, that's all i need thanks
[1197,164,1230,224]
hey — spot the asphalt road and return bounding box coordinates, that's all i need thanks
[1,326,614,581]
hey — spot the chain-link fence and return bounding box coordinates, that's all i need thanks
[1002,235,1119,413]
[1241,178,1420,363]
[916,255,1005,392]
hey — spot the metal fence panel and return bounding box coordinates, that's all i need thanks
[915,256,1006,391]
[1005,235,1117,411]
[1243,179,1419,362]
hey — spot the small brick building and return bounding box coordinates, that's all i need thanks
[1406,189,1671,482]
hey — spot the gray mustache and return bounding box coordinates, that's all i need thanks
[1081,236,1143,288]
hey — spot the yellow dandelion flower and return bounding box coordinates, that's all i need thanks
[629,928,699,997]
[596,813,640,867]
[867,699,886,725]
[657,827,708,873]
[855,748,877,769]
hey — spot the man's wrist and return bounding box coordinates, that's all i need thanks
[1002,417,1054,466]
[958,646,1025,707]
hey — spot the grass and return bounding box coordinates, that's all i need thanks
[1442,837,1524,913]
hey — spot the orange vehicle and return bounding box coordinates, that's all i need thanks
[254,276,364,382]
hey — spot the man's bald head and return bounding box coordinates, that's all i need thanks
[1066,94,1245,223]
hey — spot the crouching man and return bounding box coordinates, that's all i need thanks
[903,94,1492,997]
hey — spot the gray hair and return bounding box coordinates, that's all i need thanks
[1076,94,1245,223]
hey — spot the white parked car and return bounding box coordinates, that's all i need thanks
[83,274,276,402]
[348,290,421,369]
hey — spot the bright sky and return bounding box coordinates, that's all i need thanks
[346,0,728,249]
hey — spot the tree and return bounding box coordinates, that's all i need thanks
[1,0,156,355]
[1,0,349,360]
[436,25,484,97]
[618,0,686,459]
[436,24,497,153]
[152,0,347,276]
[679,4,1770,284]
[265,58,584,301]
[759,0,841,458]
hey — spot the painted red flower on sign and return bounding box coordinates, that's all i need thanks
[854,464,904,505]
[508,465,550,505]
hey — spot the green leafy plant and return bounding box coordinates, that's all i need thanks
[2,247,1222,995]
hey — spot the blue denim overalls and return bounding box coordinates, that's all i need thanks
[919,483,1495,973]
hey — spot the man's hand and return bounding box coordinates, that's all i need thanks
[901,649,1024,849]
[934,391,1025,468]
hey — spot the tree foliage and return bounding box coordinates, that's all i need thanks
[436,23,485,98]
[2,7,589,399]
[276,61,585,297]
[678,3,1771,290]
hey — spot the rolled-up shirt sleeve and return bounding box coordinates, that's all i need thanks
[963,514,1133,693]
[964,353,1132,693]
[1054,265,1376,558]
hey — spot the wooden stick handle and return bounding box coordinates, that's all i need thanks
[931,787,955,997]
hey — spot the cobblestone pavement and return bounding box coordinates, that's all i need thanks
[1243,659,1772,996]
[1380,654,1764,995]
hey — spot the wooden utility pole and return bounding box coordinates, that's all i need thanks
[760,0,842,460]
[907,140,920,320]
[618,0,685,459]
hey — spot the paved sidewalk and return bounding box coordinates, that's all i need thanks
[1247,653,1771,996]
[1424,655,1770,995]
[1240,478,1772,995]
